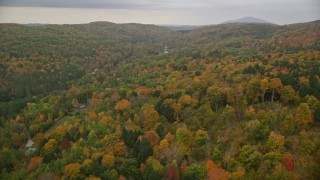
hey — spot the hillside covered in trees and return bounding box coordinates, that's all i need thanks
[0,20,320,179]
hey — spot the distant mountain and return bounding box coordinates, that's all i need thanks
[22,23,48,27]
[160,25,202,31]
[222,17,273,24]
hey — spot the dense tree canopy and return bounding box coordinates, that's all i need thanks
[0,20,320,179]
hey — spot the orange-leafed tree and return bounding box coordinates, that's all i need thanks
[178,94,193,106]
[27,157,43,173]
[64,163,81,179]
[208,167,227,180]
[206,160,217,170]
[115,99,131,111]
[102,152,115,166]
[206,160,228,180]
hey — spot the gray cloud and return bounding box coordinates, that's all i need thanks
[0,0,319,25]
[0,0,298,9]
[1,0,319,11]
[0,0,201,9]
[0,0,145,9]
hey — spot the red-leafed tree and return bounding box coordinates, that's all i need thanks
[166,165,179,180]
[282,156,294,172]
[60,138,71,151]
[144,131,160,147]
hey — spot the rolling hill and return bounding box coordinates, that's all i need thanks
[0,20,320,179]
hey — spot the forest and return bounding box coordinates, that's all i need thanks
[0,20,320,179]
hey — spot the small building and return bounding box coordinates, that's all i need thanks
[25,138,37,155]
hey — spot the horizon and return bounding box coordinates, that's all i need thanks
[0,0,319,25]
[1,16,320,27]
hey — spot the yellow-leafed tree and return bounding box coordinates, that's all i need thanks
[295,103,313,129]
[102,152,115,166]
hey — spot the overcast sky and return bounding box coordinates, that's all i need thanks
[0,0,319,25]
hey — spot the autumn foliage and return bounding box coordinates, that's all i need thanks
[113,141,126,156]
[144,131,160,146]
[27,157,43,173]
[115,99,131,111]
[60,139,71,151]
[64,163,81,179]
[295,103,313,129]
[282,156,294,172]
[1,20,320,180]
[102,152,115,166]
[166,165,179,180]
[206,160,228,180]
